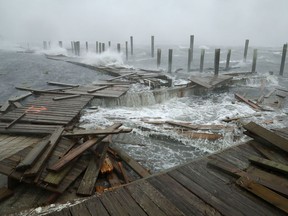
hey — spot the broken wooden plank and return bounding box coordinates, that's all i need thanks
[0,187,14,202]
[77,142,111,196]
[118,161,130,184]
[0,101,10,113]
[235,93,262,110]
[63,128,132,137]
[188,77,212,89]
[178,131,223,140]
[106,72,137,81]
[276,92,286,98]
[16,139,50,171]
[107,172,121,187]
[12,101,22,108]
[8,92,32,102]
[100,156,113,174]
[249,156,288,175]
[236,176,288,214]
[264,89,276,98]
[47,81,79,87]
[243,121,288,153]
[87,86,109,93]
[222,113,261,122]
[24,127,64,177]
[53,94,81,101]
[48,123,122,172]
[5,113,26,129]
[110,145,150,177]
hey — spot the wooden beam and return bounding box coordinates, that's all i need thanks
[24,127,64,177]
[5,113,26,129]
[63,128,132,137]
[87,86,108,93]
[110,145,150,177]
[243,121,288,153]
[8,92,32,102]
[249,156,288,175]
[47,81,79,87]
[53,94,81,101]
[235,93,262,110]
[237,176,288,213]
[16,139,50,171]
[48,123,122,172]
[106,72,137,81]
[0,101,10,112]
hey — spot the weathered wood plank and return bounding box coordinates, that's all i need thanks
[5,113,26,129]
[16,139,50,171]
[110,145,150,177]
[243,122,288,153]
[48,123,122,172]
[85,197,110,216]
[87,86,108,93]
[8,92,32,102]
[47,81,79,87]
[106,72,137,81]
[237,176,288,214]
[249,156,288,175]
[0,187,14,202]
[24,127,64,177]
[0,101,10,112]
[69,201,91,216]
[53,94,81,101]
[63,128,132,137]
[235,93,262,110]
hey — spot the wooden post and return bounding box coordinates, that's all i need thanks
[200,49,205,72]
[99,42,102,54]
[71,41,74,54]
[225,49,231,71]
[243,39,249,62]
[125,41,128,61]
[43,41,47,50]
[168,49,173,73]
[96,41,99,53]
[280,43,287,76]
[108,41,111,48]
[130,36,134,55]
[58,41,63,48]
[157,49,161,68]
[77,41,80,56]
[48,41,51,49]
[190,35,194,62]
[151,35,155,58]
[102,43,105,52]
[252,49,258,73]
[214,49,220,76]
[86,41,88,52]
[187,48,192,72]
[117,43,121,53]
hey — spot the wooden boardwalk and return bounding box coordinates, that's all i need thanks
[39,127,288,216]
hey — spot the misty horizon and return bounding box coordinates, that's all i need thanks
[0,0,288,47]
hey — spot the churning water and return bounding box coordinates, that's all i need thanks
[1,40,288,172]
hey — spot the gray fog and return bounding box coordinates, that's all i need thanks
[0,0,287,46]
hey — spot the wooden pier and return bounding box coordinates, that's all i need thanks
[13,123,288,216]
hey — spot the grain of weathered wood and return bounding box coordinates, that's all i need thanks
[24,127,64,177]
[249,155,288,175]
[237,176,288,214]
[8,92,32,102]
[87,86,108,93]
[63,128,132,137]
[49,124,121,172]
[53,94,81,101]
[85,197,110,216]
[69,201,91,216]
[110,145,150,177]
[47,81,79,87]
[244,122,288,153]
[0,187,14,202]
[235,93,262,110]
[16,139,50,171]
[0,101,10,112]
[5,113,26,129]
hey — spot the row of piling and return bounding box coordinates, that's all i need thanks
[43,36,287,76]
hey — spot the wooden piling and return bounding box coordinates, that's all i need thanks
[58,41,63,48]
[214,49,220,76]
[77,41,80,56]
[86,41,88,52]
[252,49,258,73]
[99,42,102,54]
[225,49,231,71]
[48,41,51,49]
[190,35,194,62]
[71,41,74,54]
[280,43,287,76]
[243,39,249,62]
[157,49,161,68]
[125,41,128,61]
[200,49,205,72]
[117,43,121,53]
[187,48,192,72]
[130,36,134,55]
[108,41,111,48]
[102,43,105,52]
[168,49,173,73]
[151,35,155,58]
[96,41,99,53]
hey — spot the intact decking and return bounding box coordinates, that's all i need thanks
[42,135,287,216]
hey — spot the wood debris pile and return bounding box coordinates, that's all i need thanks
[208,122,288,214]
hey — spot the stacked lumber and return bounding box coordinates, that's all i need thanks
[208,122,288,214]
[0,123,150,202]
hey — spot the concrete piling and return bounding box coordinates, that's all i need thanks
[214,49,221,76]
[225,49,231,71]
[280,43,287,76]
[252,49,258,73]
[243,39,249,62]
[86,41,88,52]
[96,41,99,53]
[200,49,205,72]
[125,41,128,61]
[157,49,161,68]
[168,49,173,73]
[59,41,63,48]
[187,48,192,72]
[130,36,134,55]
[151,36,155,58]
[117,43,121,53]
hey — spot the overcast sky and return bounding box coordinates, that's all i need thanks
[0,0,287,46]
